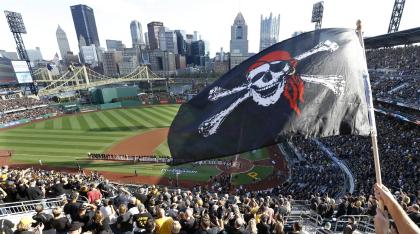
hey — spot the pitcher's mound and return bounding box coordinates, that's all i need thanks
[107,128,168,155]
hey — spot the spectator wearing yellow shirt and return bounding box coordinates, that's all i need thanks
[155,208,173,234]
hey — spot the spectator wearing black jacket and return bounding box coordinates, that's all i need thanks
[116,204,134,234]
[0,219,14,234]
[26,181,43,201]
[32,205,54,234]
[51,207,70,234]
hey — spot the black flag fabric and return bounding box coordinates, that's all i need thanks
[169,28,370,164]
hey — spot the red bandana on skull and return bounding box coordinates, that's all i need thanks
[247,51,305,115]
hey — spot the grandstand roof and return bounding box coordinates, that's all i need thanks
[364,27,420,49]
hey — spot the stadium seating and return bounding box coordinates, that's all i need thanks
[0,167,385,233]
[0,95,58,125]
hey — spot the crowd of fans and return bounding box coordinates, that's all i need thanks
[0,97,47,113]
[284,139,346,200]
[0,87,21,95]
[0,107,59,125]
[369,72,419,106]
[0,165,417,234]
[0,166,317,234]
[0,96,58,125]
[366,45,420,74]
[319,114,418,197]
[375,101,420,119]
[366,46,420,106]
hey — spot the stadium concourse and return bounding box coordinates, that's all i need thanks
[0,35,418,233]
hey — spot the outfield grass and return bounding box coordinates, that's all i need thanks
[230,165,274,185]
[0,104,272,183]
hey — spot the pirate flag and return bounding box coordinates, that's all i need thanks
[168,28,370,164]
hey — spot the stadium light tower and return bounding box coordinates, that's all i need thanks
[388,0,405,33]
[311,1,324,30]
[4,10,37,95]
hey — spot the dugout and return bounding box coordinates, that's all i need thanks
[90,87,140,108]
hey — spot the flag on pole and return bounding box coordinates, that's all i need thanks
[168,28,370,164]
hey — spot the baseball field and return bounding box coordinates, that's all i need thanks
[0,105,276,185]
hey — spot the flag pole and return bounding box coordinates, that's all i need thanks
[356,20,384,210]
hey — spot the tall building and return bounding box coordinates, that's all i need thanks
[130,20,144,47]
[106,40,125,51]
[56,25,71,61]
[27,47,43,62]
[147,22,164,50]
[193,31,199,41]
[214,47,230,74]
[190,40,205,66]
[0,50,18,60]
[70,4,100,47]
[80,45,98,66]
[175,30,186,55]
[102,51,123,76]
[158,27,178,54]
[230,12,248,56]
[259,13,280,51]
[175,54,186,69]
[144,32,149,48]
[148,50,176,74]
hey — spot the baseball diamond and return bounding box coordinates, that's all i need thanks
[0,105,284,189]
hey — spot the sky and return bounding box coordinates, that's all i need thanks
[0,0,419,60]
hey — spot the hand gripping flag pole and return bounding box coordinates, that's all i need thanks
[356,20,384,210]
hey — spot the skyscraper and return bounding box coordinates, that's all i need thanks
[158,27,178,54]
[130,20,144,47]
[230,12,248,56]
[259,13,280,51]
[144,32,149,48]
[106,40,125,51]
[70,4,100,47]
[175,30,186,55]
[147,21,164,50]
[56,25,71,61]
[190,40,205,66]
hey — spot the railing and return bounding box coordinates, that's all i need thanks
[332,215,372,232]
[290,200,310,214]
[303,211,324,226]
[0,195,66,217]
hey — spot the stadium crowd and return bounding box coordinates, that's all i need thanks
[369,72,419,106]
[0,165,418,234]
[366,46,420,106]
[0,107,59,125]
[366,45,420,74]
[0,97,48,113]
[0,96,58,125]
[319,114,418,197]
[282,140,346,200]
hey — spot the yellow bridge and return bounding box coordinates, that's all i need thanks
[33,66,166,96]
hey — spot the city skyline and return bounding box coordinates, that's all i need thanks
[1,0,419,60]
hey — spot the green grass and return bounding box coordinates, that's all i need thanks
[240,148,270,161]
[230,166,274,185]
[0,104,274,183]
[154,141,171,156]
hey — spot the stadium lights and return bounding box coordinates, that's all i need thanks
[4,11,27,34]
[311,1,324,30]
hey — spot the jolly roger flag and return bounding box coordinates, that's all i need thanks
[168,28,371,164]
